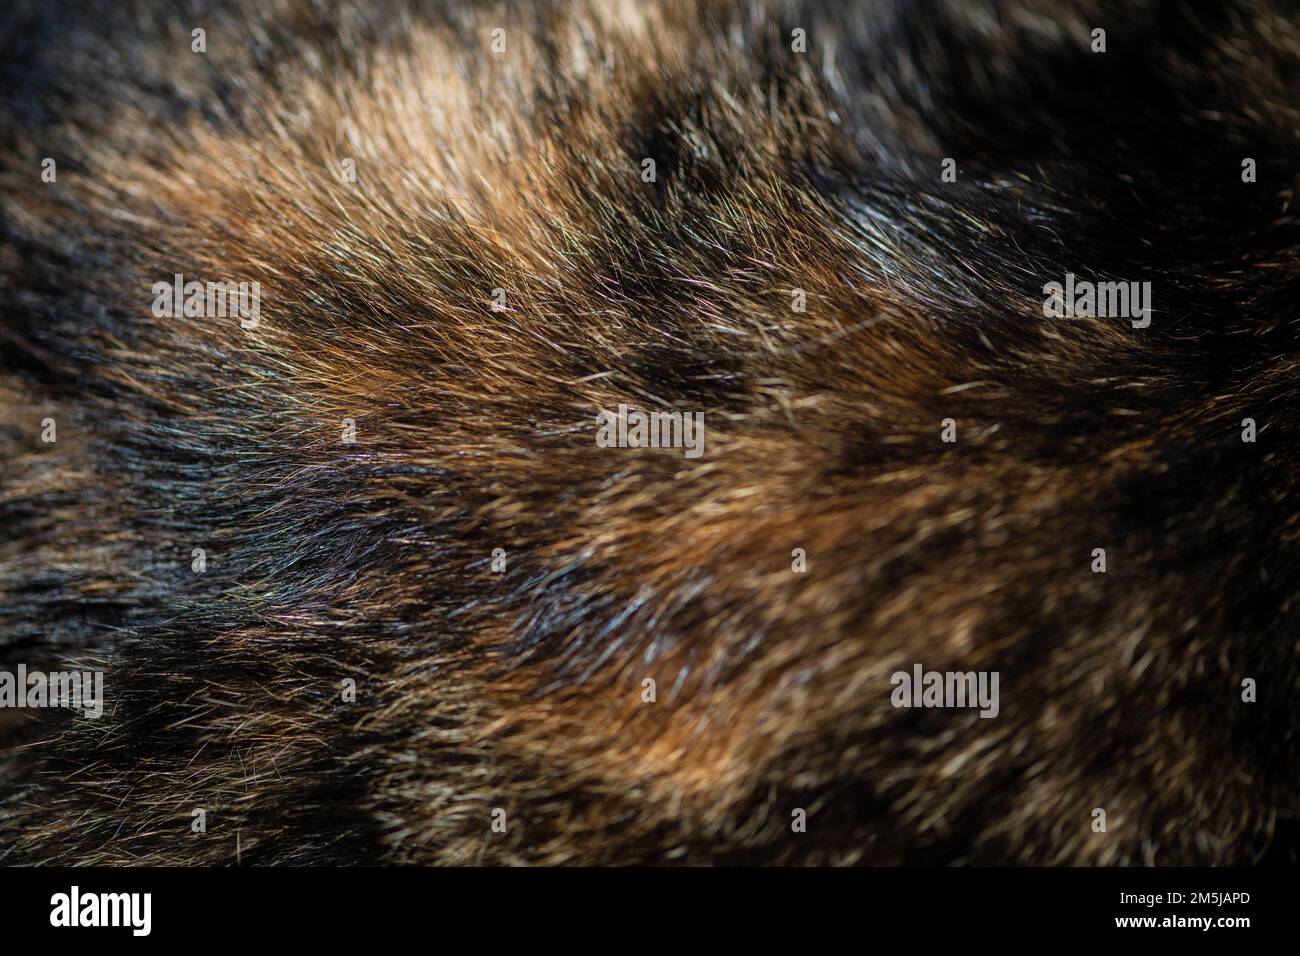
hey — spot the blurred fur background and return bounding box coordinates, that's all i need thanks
[2,0,1299,864]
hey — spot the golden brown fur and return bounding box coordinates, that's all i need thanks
[2,0,1299,864]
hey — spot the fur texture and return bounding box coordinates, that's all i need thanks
[2,0,1300,865]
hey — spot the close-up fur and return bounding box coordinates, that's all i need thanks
[2,0,1299,866]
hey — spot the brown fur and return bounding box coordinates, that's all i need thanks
[2,0,1299,864]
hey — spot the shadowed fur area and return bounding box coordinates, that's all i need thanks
[2,0,1300,864]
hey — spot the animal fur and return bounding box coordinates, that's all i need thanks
[2,0,1299,865]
